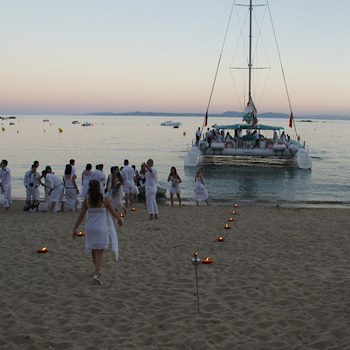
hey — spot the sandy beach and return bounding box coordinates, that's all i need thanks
[1,200,350,349]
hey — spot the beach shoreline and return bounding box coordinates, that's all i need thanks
[1,200,349,349]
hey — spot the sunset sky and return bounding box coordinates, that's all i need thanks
[1,0,349,116]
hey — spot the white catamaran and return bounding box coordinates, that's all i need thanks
[184,0,312,169]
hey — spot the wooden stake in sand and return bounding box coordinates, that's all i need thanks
[192,252,201,313]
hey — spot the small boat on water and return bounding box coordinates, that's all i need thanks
[161,120,182,127]
[72,120,80,124]
[81,122,92,127]
[42,119,50,122]
[184,0,312,170]
[137,185,167,198]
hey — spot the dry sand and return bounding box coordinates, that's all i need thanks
[1,200,350,350]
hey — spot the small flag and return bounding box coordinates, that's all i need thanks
[205,111,208,126]
[289,112,293,128]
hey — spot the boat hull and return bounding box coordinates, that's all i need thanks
[137,185,167,198]
[184,140,307,167]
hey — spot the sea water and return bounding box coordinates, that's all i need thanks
[1,115,349,206]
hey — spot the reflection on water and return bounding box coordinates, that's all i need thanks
[184,158,313,204]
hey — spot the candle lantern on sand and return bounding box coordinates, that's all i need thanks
[201,257,213,264]
[77,231,85,237]
[224,224,231,229]
[217,237,225,242]
[192,252,201,313]
[37,247,49,253]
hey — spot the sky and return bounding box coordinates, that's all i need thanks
[1,0,349,116]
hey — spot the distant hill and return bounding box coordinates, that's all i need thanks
[82,111,350,120]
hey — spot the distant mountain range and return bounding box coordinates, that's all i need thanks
[83,111,350,120]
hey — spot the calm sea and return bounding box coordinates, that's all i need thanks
[1,114,349,207]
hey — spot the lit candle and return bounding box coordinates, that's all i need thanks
[234,203,239,208]
[228,218,235,222]
[37,247,48,253]
[224,224,231,229]
[119,213,125,217]
[217,237,225,242]
[201,257,213,264]
[231,211,237,215]
[77,231,85,236]
[131,208,136,211]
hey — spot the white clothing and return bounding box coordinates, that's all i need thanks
[24,170,40,201]
[90,169,106,194]
[63,175,80,211]
[194,176,208,202]
[169,175,181,195]
[81,171,91,198]
[46,173,64,203]
[85,199,119,260]
[121,166,135,194]
[71,165,76,176]
[0,167,11,207]
[145,166,158,214]
[108,183,124,211]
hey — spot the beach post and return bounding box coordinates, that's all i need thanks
[192,252,201,313]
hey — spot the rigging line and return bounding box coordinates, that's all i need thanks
[266,0,298,136]
[202,0,236,133]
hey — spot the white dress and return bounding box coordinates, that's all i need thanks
[81,172,91,198]
[64,175,79,211]
[108,181,124,211]
[169,175,181,195]
[85,199,119,260]
[194,176,208,202]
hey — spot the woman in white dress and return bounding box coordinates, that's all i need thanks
[107,166,127,214]
[63,164,80,211]
[72,180,123,285]
[167,166,182,207]
[81,164,92,198]
[194,167,209,206]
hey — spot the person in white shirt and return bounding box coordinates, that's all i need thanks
[121,159,136,208]
[70,159,76,176]
[90,164,106,195]
[144,159,158,220]
[42,169,64,213]
[24,164,41,206]
[0,159,11,210]
[195,127,201,144]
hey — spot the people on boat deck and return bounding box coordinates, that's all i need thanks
[280,131,286,143]
[225,132,232,141]
[196,127,201,144]
[273,131,279,144]
[24,164,40,206]
[167,166,182,207]
[253,130,260,147]
[0,159,11,210]
[206,128,212,147]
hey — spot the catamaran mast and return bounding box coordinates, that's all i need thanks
[248,0,253,103]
